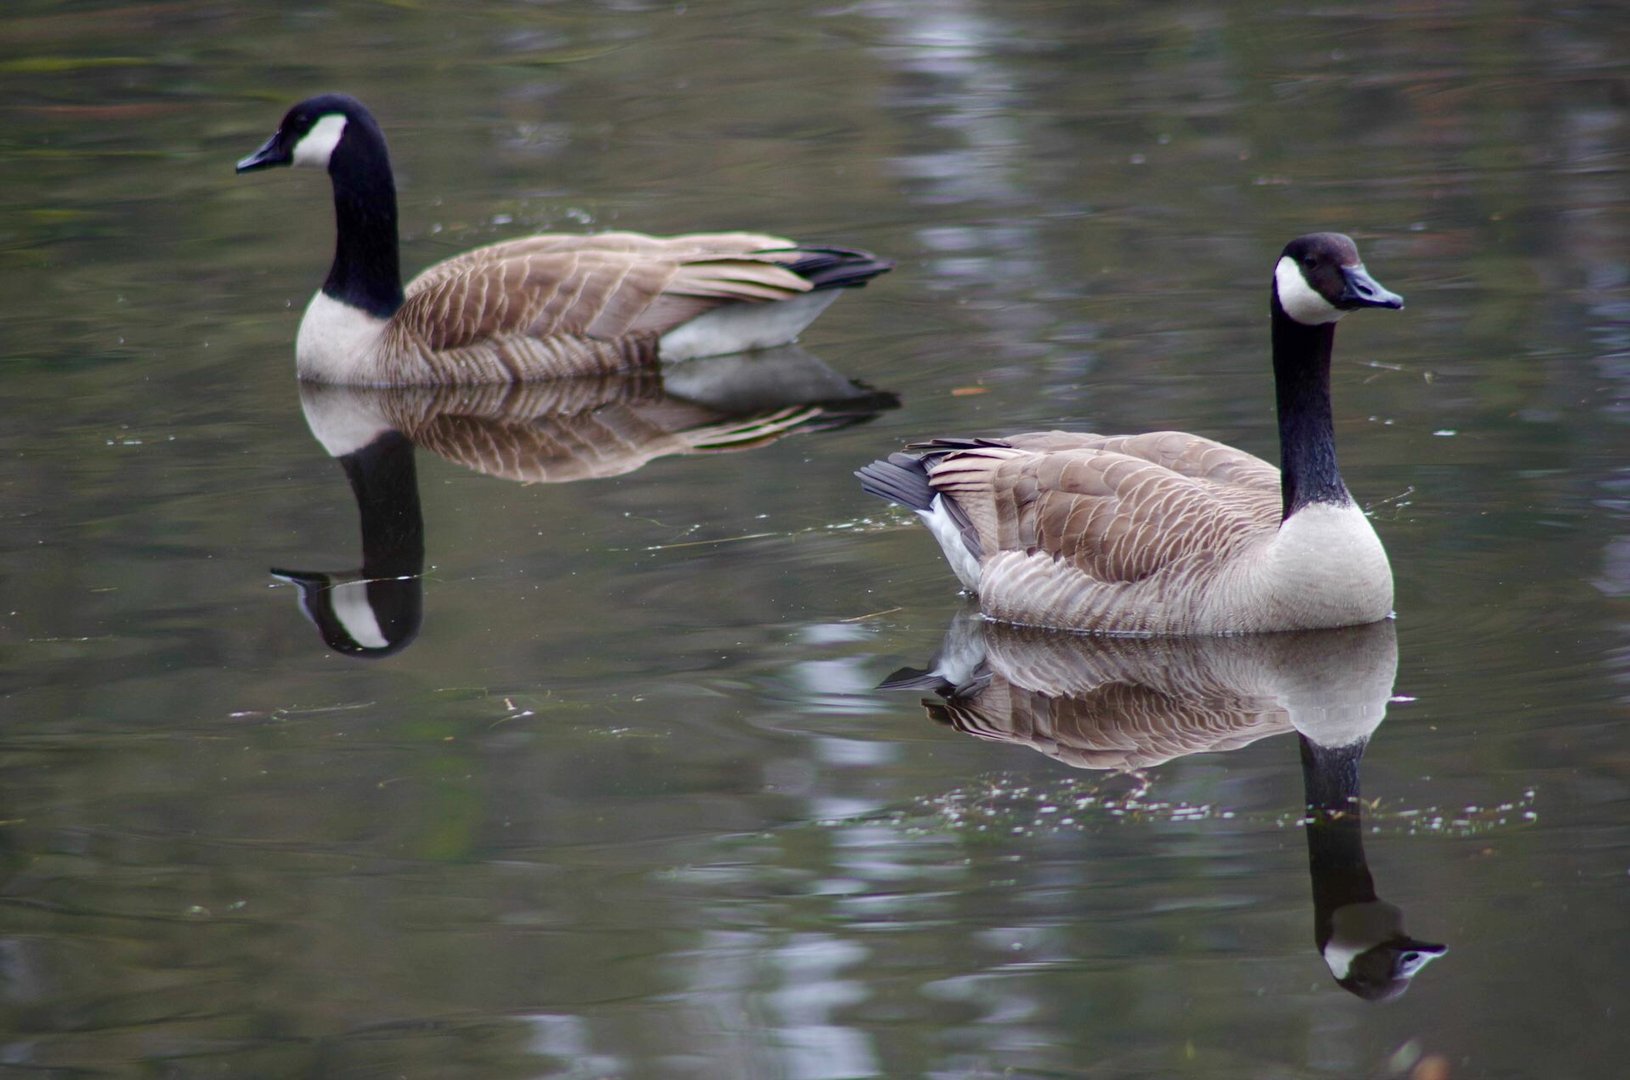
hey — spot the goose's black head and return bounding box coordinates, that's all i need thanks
[236,95,403,316]
[1273,233,1404,327]
[1331,933,1448,1002]
[235,94,386,176]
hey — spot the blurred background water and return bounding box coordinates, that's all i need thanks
[0,1,1626,1077]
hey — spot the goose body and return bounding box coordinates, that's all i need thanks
[857,233,1403,635]
[237,95,891,386]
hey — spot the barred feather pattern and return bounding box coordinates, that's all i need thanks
[310,376,838,484]
[907,430,1389,634]
[304,232,848,386]
[406,398,825,483]
[922,619,1396,772]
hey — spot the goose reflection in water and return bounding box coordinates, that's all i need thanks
[275,346,898,657]
[885,616,1446,1001]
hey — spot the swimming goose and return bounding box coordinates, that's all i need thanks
[857,233,1403,635]
[235,94,891,386]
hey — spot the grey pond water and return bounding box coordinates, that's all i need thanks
[1,2,1626,1077]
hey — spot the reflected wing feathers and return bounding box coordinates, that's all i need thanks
[932,679,1289,771]
[401,399,828,484]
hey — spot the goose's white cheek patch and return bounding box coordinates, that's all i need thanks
[328,580,390,650]
[1275,256,1345,326]
[292,114,348,168]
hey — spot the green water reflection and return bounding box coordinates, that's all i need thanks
[0,1,1625,1077]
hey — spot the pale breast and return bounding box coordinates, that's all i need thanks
[296,292,390,383]
[1237,500,1394,630]
[972,501,1392,634]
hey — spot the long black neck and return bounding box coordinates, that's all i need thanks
[1272,299,1349,519]
[1299,734,1378,928]
[344,432,424,657]
[342,432,424,579]
[324,131,404,319]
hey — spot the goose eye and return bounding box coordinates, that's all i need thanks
[1302,256,1317,270]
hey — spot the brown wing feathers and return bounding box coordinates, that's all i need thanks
[396,233,866,354]
[908,433,1280,587]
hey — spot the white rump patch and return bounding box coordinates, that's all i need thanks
[659,290,840,362]
[921,493,983,592]
[293,113,349,168]
[1275,256,1346,326]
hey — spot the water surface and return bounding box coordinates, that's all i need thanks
[0,2,1626,1077]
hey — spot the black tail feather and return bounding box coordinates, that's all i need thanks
[781,246,894,290]
[878,665,954,693]
[855,452,934,511]
[907,436,1013,453]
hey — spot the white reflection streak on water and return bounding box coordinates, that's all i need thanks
[832,823,1063,1070]
[522,1012,624,1079]
[1566,61,1630,682]
[864,0,1068,371]
[676,929,782,1077]
[766,934,878,1079]
[786,625,896,717]
[672,929,882,1080]
[790,656,895,715]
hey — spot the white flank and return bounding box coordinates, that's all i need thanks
[920,494,983,592]
[658,290,839,362]
[296,291,389,382]
[328,580,390,649]
[1275,255,1346,326]
[292,113,349,168]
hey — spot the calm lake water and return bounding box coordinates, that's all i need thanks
[1,2,1627,1077]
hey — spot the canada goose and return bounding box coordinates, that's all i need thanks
[885,615,1446,999]
[277,349,897,656]
[235,94,892,386]
[857,233,1404,635]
